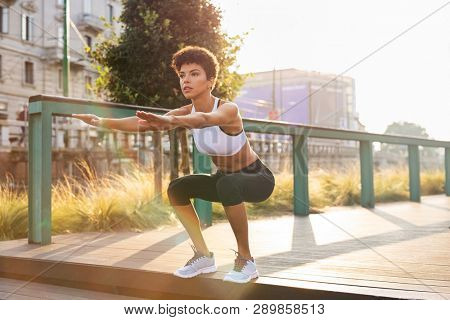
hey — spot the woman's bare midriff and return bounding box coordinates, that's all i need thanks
[211,139,259,173]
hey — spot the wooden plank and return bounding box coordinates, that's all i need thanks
[256,276,447,300]
[0,256,400,300]
[1,293,42,300]
[0,277,139,300]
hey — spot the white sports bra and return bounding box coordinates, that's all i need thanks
[191,97,247,156]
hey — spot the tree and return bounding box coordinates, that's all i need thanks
[384,121,429,139]
[381,121,437,158]
[89,0,247,193]
[91,0,246,107]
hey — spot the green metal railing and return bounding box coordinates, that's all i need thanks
[28,95,450,245]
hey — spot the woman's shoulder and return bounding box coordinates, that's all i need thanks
[218,98,238,109]
[217,98,242,123]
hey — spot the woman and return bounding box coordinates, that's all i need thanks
[72,46,275,284]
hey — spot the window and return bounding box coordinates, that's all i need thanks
[0,101,6,111]
[58,68,62,90]
[0,55,2,79]
[57,26,63,48]
[84,35,92,49]
[85,75,92,95]
[21,14,33,41]
[57,0,64,6]
[24,61,34,84]
[0,6,9,33]
[347,104,353,114]
[108,4,114,23]
[83,0,92,14]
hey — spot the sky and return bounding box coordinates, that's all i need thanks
[211,0,449,141]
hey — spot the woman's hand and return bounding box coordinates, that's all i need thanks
[136,111,177,131]
[72,114,102,126]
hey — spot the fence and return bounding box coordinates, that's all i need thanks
[27,95,450,245]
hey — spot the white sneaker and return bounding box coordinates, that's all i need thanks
[174,244,217,278]
[223,250,259,284]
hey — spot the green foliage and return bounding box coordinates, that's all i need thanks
[50,160,178,234]
[90,0,247,108]
[384,121,429,138]
[0,175,28,240]
[381,121,438,157]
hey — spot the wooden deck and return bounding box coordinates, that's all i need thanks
[0,195,449,300]
[0,277,141,300]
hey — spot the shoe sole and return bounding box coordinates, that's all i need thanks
[223,271,259,284]
[173,265,217,278]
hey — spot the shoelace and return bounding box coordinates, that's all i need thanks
[230,249,253,272]
[185,244,207,266]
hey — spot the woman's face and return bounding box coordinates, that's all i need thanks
[179,63,212,99]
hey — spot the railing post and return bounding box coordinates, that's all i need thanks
[408,145,421,202]
[152,131,163,203]
[192,138,212,226]
[28,101,53,245]
[293,134,309,215]
[359,140,375,208]
[445,147,450,196]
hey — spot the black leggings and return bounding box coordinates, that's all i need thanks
[167,158,275,207]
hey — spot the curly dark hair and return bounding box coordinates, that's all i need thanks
[171,46,220,87]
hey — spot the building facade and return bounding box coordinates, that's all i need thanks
[235,68,364,131]
[234,68,365,149]
[0,0,123,121]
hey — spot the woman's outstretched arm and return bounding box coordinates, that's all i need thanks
[71,104,192,132]
[71,114,142,132]
[169,102,238,129]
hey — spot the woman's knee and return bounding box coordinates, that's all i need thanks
[167,177,181,192]
[167,177,191,206]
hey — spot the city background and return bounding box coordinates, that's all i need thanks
[0,0,446,184]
